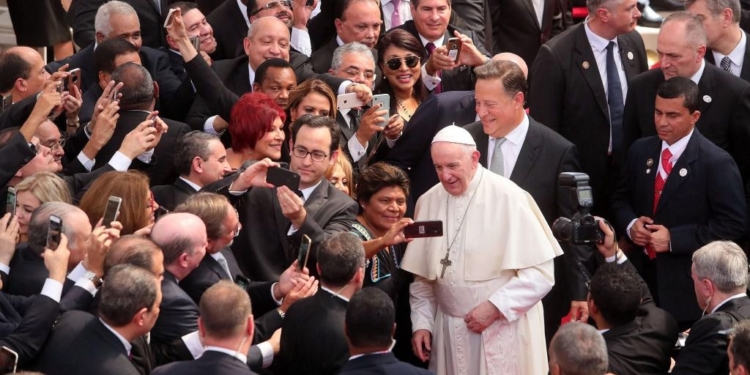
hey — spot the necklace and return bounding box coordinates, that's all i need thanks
[397,99,415,121]
[440,169,484,278]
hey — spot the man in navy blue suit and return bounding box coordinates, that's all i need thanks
[611,77,747,329]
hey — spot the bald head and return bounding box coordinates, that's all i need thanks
[492,52,528,79]
[244,16,291,70]
[151,213,207,266]
[105,235,164,278]
[0,46,49,101]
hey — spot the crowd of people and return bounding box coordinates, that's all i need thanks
[0,0,749,374]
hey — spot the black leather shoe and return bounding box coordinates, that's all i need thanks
[637,2,664,28]
[648,0,683,11]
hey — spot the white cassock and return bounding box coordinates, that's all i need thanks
[401,167,563,375]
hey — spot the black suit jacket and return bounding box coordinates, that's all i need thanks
[209,170,358,282]
[152,271,199,346]
[152,350,257,375]
[490,0,566,68]
[5,244,74,297]
[277,288,349,375]
[152,178,198,212]
[622,63,750,191]
[395,21,489,92]
[35,310,140,375]
[603,260,680,375]
[207,0,247,61]
[611,131,747,323]
[72,0,168,50]
[704,31,750,82]
[383,91,476,210]
[529,24,647,211]
[338,352,433,375]
[0,132,37,188]
[672,296,750,375]
[0,293,59,367]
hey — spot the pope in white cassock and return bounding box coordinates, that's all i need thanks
[402,125,563,375]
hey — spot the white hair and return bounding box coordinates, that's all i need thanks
[95,0,138,37]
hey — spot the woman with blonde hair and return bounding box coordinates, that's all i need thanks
[325,149,355,198]
[14,172,72,243]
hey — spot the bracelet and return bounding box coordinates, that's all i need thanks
[277,308,286,319]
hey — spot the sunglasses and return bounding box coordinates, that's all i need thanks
[385,56,421,70]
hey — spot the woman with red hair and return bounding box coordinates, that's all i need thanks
[226,92,287,169]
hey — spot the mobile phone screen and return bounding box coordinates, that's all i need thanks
[47,215,62,250]
[102,197,122,228]
[297,235,311,271]
[6,188,16,220]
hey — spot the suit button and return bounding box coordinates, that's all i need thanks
[23,157,30,163]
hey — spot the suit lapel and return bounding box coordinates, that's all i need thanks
[655,133,699,213]
[617,35,641,81]
[697,65,716,115]
[173,178,198,195]
[272,189,292,261]
[337,111,357,141]
[521,0,541,30]
[304,180,329,218]
[456,94,477,126]
[642,139,661,214]
[205,255,231,280]
[573,26,609,121]
[467,122,489,166]
[510,121,541,185]
[93,319,130,357]
[741,31,750,81]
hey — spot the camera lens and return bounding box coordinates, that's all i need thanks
[551,217,572,242]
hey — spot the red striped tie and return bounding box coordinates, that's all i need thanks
[646,148,672,259]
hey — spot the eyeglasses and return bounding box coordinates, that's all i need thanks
[251,0,293,16]
[385,56,421,71]
[343,68,375,81]
[292,146,329,162]
[43,137,66,151]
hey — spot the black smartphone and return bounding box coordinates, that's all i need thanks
[305,0,314,5]
[47,215,63,250]
[446,37,462,62]
[297,234,311,271]
[1,94,11,114]
[5,187,16,220]
[234,274,250,290]
[0,346,18,374]
[102,196,122,228]
[68,68,82,92]
[267,167,300,191]
[404,220,444,239]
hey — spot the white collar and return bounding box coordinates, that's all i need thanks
[419,33,445,47]
[248,64,256,86]
[210,252,226,262]
[689,59,706,84]
[237,0,250,27]
[299,180,322,201]
[179,177,202,191]
[491,114,529,146]
[321,285,350,302]
[381,0,410,4]
[205,346,248,363]
[99,318,133,355]
[336,36,345,47]
[660,128,694,161]
[584,21,616,53]
[716,30,746,69]
[598,328,610,334]
[710,293,747,314]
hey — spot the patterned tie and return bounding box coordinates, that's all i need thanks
[606,41,624,159]
[721,56,734,74]
[215,253,232,280]
[646,148,672,260]
[489,138,507,176]
[391,0,402,28]
[425,42,443,94]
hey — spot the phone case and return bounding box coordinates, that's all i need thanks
[267,167,301,191]
[404,221,444,238]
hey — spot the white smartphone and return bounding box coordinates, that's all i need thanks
[163,8,178,28]
[102,196,122,228]
[337,92,365,110]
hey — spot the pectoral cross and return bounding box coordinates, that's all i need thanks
[440,253,452,278]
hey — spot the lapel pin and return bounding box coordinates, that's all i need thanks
[646,168,651,174]
[647,158,654,167]
[582,61,590,69]
[627,51,634,60]
[703,95,712,103]
[679,168,688,177]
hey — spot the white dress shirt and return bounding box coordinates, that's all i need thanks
[712,30,746,78]
[419,34,445,91]
[486,115,530,178]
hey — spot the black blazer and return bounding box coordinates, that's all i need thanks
[152,178,198,212]
[622,63,750,190]
[209,171,358,282]
[672,296,750,375]
[490,0,566,68]
[0,294,59,367]
[383,90,477,211]
[4,244,74,297]
[277,288,349,375]
[529,24,647,210]
[704,31,750,82]
[394,21,489,92]
[610,131,747,323]
[338,352,434,375]
[35,310,141,375]
[152,271,200,345]
[206,0,248,61]
[152,350,258,375]
[72,0,168,50]
[0,132,37,188]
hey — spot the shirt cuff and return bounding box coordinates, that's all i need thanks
[625,219,637,241]
[137,148,154,164]
[605,251,628,264]
[270,282,283,305]
[108,151,134,171]
[204,116,220,135]
[348,135,367,162]
[257,342,274,368]
[290,27,312,57]
[77,152,95,171]
[0,263,9,275]
[67,262,89,282]
[40,278,64,303]
[386,137,398,148]
[182,331,204,359]
[421,65,441,91]
[74,277,98,296]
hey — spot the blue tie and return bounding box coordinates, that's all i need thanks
[606,41,624,158]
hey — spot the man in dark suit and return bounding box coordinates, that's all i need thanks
[529,0,647,216]
[209,115,358,282]
[278,232,364,375]
[463,59,588,343]
[672,241,750,374]
[206,0,248,61]
[687,0,750,82]
[611,77,747,328]
[587,223,679,375]
[152,132,231,211]
[623,12,750,192]
[73,0,169,50]
[340,287,432,375]
[35,264,161,375]
[152,281,259,375]
[165,2,218,76]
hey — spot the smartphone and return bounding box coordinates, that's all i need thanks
[0,346,18,374]
[56,80,64,95]
[189,36,201,52]
[110,86,119,102]
[297,235,312,271]
[404,220,444,239]
[337,92,365,110]
[5,188,16,220]
[306,0,314,5]
[446,37,462,63]
[267,167,300,191]
[370,94,390,126]
[163,8,178,28]
[234,274,250,290]
[47,215,63,251]
[102,196,122,228]
[68,68,82,92]
[1,94,11,113]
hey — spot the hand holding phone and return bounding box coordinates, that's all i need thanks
[47,215,63,251]
[297,235,312,271]
[5,188,16,220]
[102,196,122,228]
[446,38,462,63]
[267,167,301,192]
[68,68,82,92]
[404,221,443,239]
[337,92,365,110]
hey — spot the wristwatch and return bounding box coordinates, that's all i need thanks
[85,271,103,288]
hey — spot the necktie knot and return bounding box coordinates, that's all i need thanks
[721,56,733,74]
[607,41,616,52]
[426,42,436,57]
[661,148,673,174]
